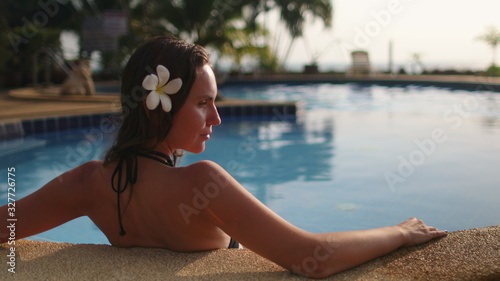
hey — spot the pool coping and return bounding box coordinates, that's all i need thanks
[2,225,499,280]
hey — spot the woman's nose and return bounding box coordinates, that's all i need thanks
[208,105,221,126]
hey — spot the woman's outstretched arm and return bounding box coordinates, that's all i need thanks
[190,160,447,278]
[0,163,92,243]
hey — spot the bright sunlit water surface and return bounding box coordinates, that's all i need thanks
[1,82,499,244]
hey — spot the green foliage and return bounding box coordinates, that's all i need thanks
[217,22,275,72]
[0,22,10,77]
[0,0,75,86]
[242,0,333,68]
[114,0,333,72]
[0,0,334,86]
[273,0,332,38]
[477,25,500,67]
[2,26,61,86]
[486,64,500,77]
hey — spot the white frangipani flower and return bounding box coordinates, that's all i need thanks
[142,65,183,112]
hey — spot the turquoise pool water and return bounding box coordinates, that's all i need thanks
[1,82,499,244]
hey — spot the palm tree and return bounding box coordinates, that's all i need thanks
[125,0,273,71]
[218,23,277,72]
[148,0,333,71]
[276,0,333,65]
[67,0,333,72]
[245,0,333,68]
[477,25,500,66]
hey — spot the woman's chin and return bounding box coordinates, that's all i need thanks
[185,146,205,154]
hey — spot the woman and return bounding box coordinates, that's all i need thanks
[0,36,446,278]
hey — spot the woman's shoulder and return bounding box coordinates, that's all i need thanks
[76,160,104,175]
[81,160,104,169]
[178,160,231,186]
[180,160,227,176]
[182,160,221,171]
[56,160,104,183]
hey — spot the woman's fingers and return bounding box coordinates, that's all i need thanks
[398,218,447,246]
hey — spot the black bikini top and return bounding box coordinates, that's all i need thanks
[111,151,174,236]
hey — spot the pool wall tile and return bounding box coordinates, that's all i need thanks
[81,115,91,128]
[0,121,25,141]
[4,101,298,138]
[22,120,34,135]
[58,117,70,131]
[68,116,81,129]
[46,118,58,132]
[32,119,47,134]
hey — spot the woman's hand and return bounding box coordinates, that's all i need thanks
[396,217,448,246]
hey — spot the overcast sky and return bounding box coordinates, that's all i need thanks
[268,0,500,71]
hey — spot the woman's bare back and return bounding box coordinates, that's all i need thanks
[84,158,232,251]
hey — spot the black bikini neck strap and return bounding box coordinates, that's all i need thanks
[137,151,174,167]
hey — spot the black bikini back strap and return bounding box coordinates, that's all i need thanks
[111,154,138,236]
[110,151,173,236]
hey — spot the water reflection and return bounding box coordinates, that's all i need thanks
[346,83,374,111]
[348,83,373,96]
[190,113,336,205]
[236,118,332,181]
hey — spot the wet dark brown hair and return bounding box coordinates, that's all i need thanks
[104,36,210,164]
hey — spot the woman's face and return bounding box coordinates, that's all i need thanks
[166,64,221,153]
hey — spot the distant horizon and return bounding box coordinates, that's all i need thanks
[282,60,487,73]
[263,0,500,72]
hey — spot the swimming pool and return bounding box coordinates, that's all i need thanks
[1,82,499,244]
